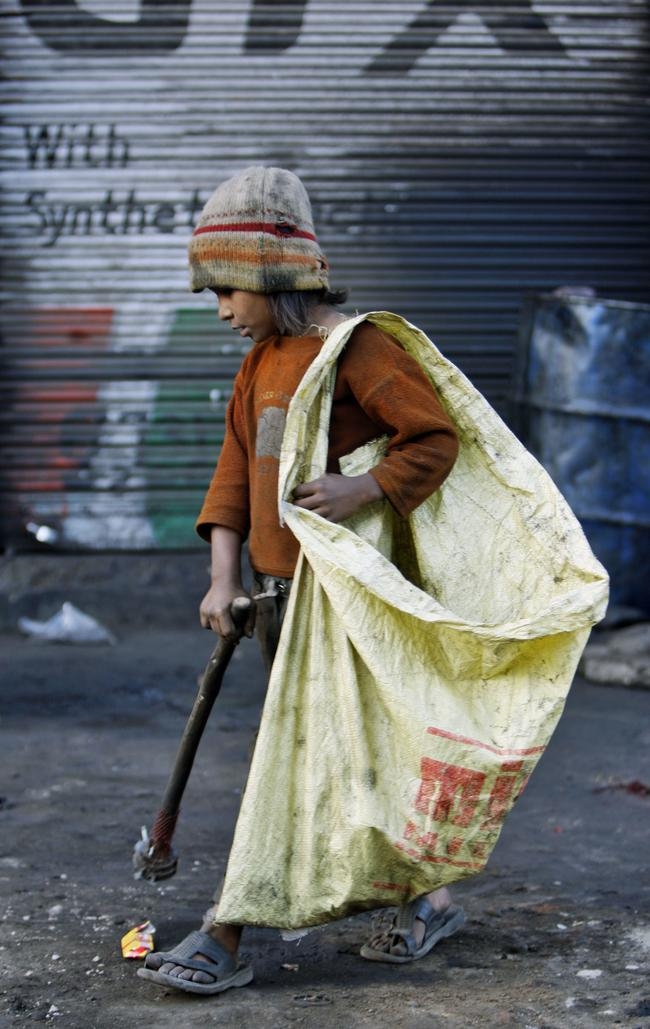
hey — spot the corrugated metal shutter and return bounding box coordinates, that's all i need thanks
[1,1,648,550]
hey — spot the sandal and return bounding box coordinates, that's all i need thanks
[360,897,465,964]
[137,929,254,995]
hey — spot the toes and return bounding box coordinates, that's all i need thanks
[174,966,214,984]
[156,960,216,985]
[190,970,214,984]
[367,932,407,956]
[384,935,407,956]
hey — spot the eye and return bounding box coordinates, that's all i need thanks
[212,287,233,298]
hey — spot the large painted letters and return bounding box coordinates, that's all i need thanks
[20,1,566,64]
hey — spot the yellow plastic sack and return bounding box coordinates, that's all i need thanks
[215,312,609,929]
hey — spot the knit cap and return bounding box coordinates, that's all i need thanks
[189,166,330,294]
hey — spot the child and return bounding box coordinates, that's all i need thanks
[138,165,464,995]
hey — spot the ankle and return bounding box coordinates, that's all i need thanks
[202,923,242,956]
[425,886,452,912]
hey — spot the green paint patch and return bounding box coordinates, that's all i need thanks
[145,307,250,548]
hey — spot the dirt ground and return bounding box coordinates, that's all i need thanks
[1,564,649,1028]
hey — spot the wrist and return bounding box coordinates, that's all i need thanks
[362,472,385,504]
[209,572,244,590]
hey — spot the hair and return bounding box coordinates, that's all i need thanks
[267,287,349,336]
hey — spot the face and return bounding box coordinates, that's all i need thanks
[212,288,278,343]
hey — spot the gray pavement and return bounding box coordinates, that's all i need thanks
[0,555,649,1028]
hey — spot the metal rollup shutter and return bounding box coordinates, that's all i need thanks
[1,2,648,550]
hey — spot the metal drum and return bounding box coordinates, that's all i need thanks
[516,293,650,616]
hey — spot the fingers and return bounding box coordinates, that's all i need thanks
[292,472,384,523]
[199,604,214,631]
[199,593,256,641]
[291,479,318,504]
[216,605,238,641]
[292,475,334,516]
[292,474,350,522]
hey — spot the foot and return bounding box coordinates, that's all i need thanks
[148,923,240,983]
[137,928,252,995]
[360,888,465,964]
[410,888,452,949]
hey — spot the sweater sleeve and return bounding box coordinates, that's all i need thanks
[195,376,251,542]
[337,324,459,517]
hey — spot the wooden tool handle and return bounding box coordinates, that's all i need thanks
[157,596,252,819]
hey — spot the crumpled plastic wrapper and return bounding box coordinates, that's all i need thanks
[120,920,156,959]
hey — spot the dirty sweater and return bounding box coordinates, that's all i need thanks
[196,321,458,577]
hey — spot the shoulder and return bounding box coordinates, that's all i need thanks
[338,319,405,368]
[346,319,404,354]
[339,318,418,378]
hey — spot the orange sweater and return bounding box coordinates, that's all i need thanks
[196,322,459,577]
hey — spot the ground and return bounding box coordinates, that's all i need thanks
[0,556,648,1028]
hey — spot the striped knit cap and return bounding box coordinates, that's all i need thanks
[189,166,330,294]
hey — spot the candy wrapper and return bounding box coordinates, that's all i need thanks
[120,920,156,959]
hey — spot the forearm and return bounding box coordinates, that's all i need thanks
[334,322,459,514]
[201,525,255,639]
[209,524,245,589]
[371,429,459,517]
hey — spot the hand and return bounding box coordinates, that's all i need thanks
[292,472,384,523]
[199,582,256,641]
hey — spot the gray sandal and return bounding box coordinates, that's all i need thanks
[360,897,466,964]
[137,929,253,995]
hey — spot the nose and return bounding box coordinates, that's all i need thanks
[217,296,232,322]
